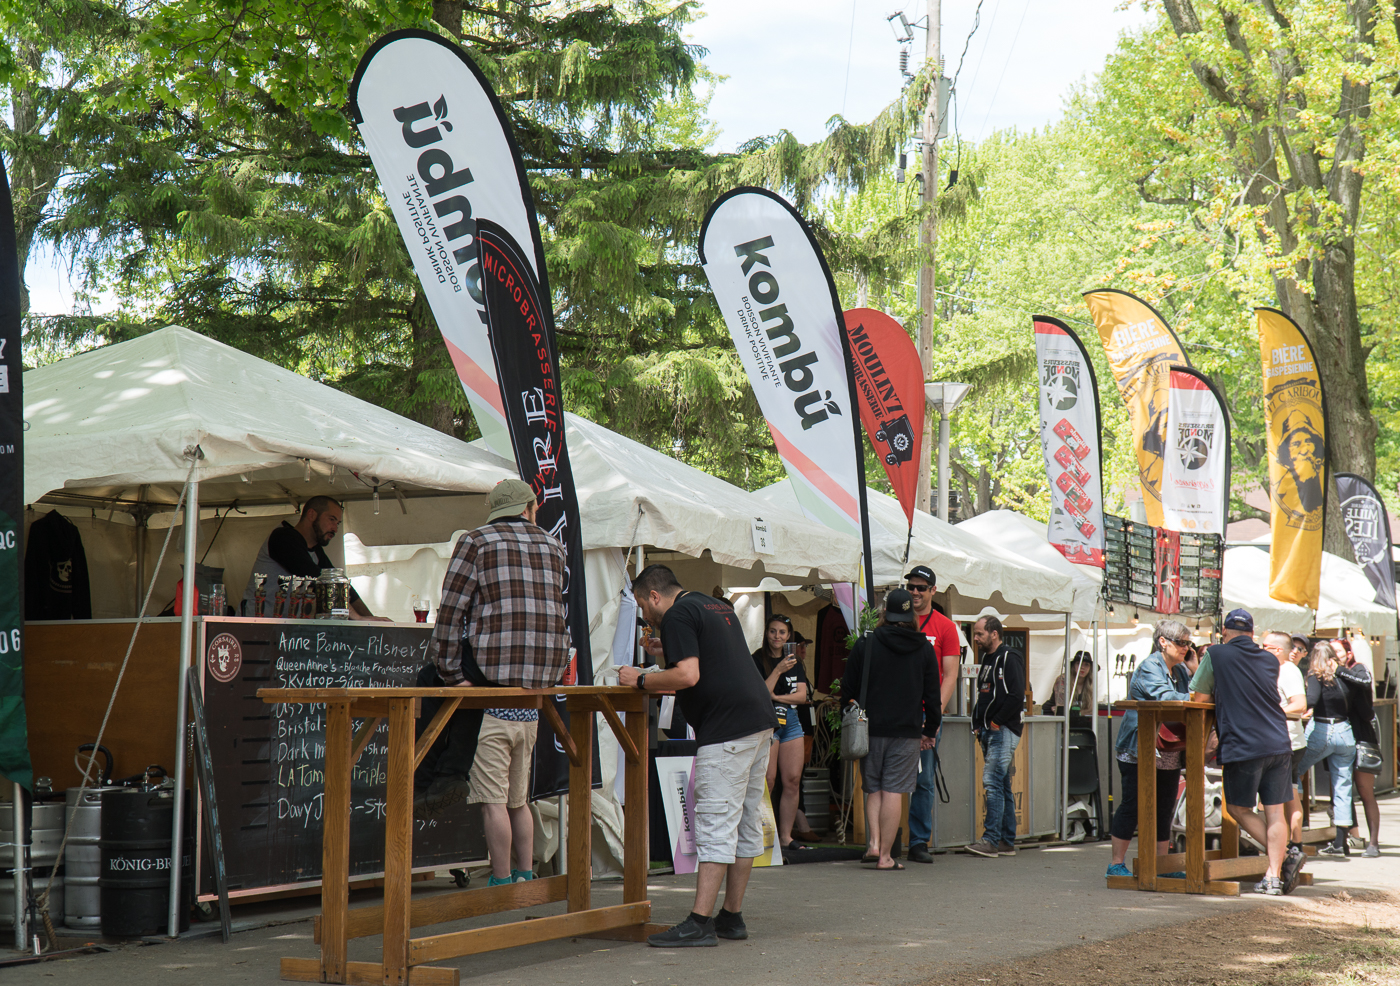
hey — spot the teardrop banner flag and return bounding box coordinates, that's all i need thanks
[1032,316,1106,568]
[699,188,874,607]
[1161,367,1231,535]
[1257,307,1327,609]
[1083,290,1190,527]
[0,154,30,791]
[1334,472,1397,613]
[842,308,924,530]
[351,30,592,800]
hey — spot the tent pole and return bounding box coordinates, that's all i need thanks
[1060,613,1071,841]
[11,783,25,950]
[168,469,199,937]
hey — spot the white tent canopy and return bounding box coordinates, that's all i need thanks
[1221,546,1315,635]
[24,325,516,509]
[754,480,1078,614]
[1230,535,1394,636]
[957,510,1103,620]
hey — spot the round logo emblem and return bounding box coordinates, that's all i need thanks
[207,633,243,684]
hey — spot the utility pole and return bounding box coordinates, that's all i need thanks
[915,0,941,515]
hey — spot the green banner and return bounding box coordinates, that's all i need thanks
[0,155,31,791]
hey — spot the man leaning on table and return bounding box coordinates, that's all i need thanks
[1189,609,1299,895]
[417,478,572,890]
[618,564,778,948]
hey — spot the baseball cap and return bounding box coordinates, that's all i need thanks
[905,565,936,586]
[1222,608,1254,633]
[486,478,538,522]
[884,588,916,624]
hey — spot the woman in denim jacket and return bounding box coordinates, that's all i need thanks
[1106,619,1193,878]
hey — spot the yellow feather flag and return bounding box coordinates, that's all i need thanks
[1256,308,1327,609]
[1082,290,1190,527]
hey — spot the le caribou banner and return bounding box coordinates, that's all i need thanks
[1334,472,1397,614]
[1083,289,1190,529]
[1032,316,1105,568]
[699,188,874,604]
[1161,366,1230,535]
[843,308,924,531]
[1257,307,1327,610]
[352,30,591,798]
[0,154,29,790]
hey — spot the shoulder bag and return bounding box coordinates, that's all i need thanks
[1356,715,1384,775]
[839,635,874,761]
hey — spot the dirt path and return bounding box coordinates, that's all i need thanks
[916,891,1400,986]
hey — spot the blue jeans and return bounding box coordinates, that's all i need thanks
[909,744,938,847]
[979,726,1019,845]
[1297,720,1355,827]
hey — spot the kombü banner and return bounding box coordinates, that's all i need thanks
[352,31,592,799]
[1161,367,1231,535]
[699,188,873,607]
[0,155,30,790]
[842,308,924,530]
[1257,307,1328,609]
[1032,316,1105,568]
[1083,290,1191,528]
[1334,473,1397,613]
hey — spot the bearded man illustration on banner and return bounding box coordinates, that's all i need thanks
[1277,410,1327,518]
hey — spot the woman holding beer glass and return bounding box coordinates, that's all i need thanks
[753,614,810,851]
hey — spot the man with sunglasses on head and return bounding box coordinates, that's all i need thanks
[903,566,963,864]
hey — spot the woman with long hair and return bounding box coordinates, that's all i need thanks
[753,614,809,850]
[1331,637,1381,857]
[1297,641,1356,856]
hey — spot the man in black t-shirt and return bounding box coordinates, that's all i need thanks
[240,496,383,620]
[618,565,777,948]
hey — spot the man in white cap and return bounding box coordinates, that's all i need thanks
[417,478,571,888]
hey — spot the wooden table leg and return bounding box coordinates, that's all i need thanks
[381,698,415,985]
[567,701,594,913]
[322,700,353,984]
[623,705,649,905]
[1136,708,1158,891]
[1184,709,1206,894]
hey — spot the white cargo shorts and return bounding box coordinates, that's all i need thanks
[691,729,773,865]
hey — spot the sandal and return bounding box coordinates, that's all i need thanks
[875,861,905,871]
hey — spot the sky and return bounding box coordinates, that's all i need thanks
[24,0,1157,317]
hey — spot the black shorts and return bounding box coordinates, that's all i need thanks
[1290,747,1308,786]
[1222,753,1293,808]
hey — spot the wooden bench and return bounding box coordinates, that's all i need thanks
[1108,699,1318,896]
[256,685,659,985]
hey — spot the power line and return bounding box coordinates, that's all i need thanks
[841,0,858,115]
[976,0,1031,137]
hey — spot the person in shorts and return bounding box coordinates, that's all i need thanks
[618,565,778,947]
[1263,629,1309,887]
[1190,609,1295,894]
[840,589,942,871]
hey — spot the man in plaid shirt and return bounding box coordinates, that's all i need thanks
[417,479,571,886]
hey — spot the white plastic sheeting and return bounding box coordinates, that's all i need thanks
[754,480,1078,614]
[957,511,1103,620]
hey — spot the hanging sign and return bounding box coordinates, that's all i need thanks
[1161,366,1231,535]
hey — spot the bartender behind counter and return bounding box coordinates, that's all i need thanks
[241,496,385,620]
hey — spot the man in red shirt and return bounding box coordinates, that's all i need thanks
[904,565,962,863]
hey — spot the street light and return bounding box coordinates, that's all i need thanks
[925,382,972,523]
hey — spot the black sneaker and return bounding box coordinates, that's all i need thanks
[907,843,934,864]
[647,915,717,948]
[1281,846,1305,894]
[714,908,748,940]
[413,774,470,818]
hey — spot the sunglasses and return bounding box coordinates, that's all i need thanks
[905,583,931,592]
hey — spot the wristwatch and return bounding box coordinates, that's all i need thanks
[634,671,647,691]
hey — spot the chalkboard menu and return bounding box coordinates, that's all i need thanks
[198,618,486,894]
[1102,514,1222,616]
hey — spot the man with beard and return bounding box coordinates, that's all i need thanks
[241,496,383,620]
[1277,411,1326,516]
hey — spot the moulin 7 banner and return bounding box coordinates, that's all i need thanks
[352,31,592,799]
[699,188,874,604]
[1032,317,1105,568]
[1257,307,1328,610]
[842,308,924,530]
[1083,290,1191,528]
[1161,367,1231,535]
[0,155,29,791]
[1335,473,1397,613]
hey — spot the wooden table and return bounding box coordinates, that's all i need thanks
[1107,699,1316,896]
[256,685,658,985]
